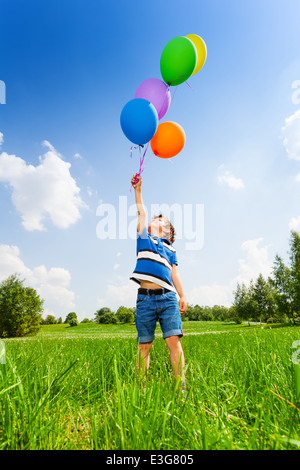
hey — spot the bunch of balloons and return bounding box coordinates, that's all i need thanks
[120,34,207,176]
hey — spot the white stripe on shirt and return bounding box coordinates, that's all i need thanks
[130,273,177,293]
[137,250,172,271]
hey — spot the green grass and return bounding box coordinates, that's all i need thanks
[0,321,300,450]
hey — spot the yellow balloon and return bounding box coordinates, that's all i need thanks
[185,34,207,75]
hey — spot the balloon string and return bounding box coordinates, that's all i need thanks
[156,74,184,120]
[185,80,194,90]
[167,74,194,91]
[157,86,170,121]
[138,142,149,176]
[172,86,178,101]
[168,74,184,86]
[139,143,152,174]
[130,144,140,158]
[130,143,149,192]
[160,74,186,112]
[155,82,178,122]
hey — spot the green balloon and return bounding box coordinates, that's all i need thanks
[160,36,197,86]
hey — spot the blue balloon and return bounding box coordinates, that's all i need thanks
[120,98,158,145]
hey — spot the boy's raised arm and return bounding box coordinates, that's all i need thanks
[131,174,146,234]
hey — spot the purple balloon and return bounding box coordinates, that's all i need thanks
[135,78,171,120]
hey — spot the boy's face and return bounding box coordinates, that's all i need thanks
[148,216,170,240]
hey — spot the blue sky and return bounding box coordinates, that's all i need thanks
[1,0,300,320]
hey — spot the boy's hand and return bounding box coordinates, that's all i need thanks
[131,174,142,190]
[179,296,187,315]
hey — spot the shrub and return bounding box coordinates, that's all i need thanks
[95,307,112,323]
[64,312,78,324]
[0,274,43,338]
[98,312,118,324]
[116,306,135,323]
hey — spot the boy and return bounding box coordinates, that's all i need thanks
[130,174,187,390]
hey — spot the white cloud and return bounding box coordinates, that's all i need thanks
[0,132,3,147]
[86,186,98,198]
[74,153,82,159]
[38,284,75,317]
[0,140,88,231]
[217,167,245,190]
[97,280,137,310]
[187,238,273,307]
[282,113,300,230]
[289,216,300,232]
[188,284,232,307]
[42,140,56,152]
[234,238,273,285]
[281,110,300,160]
[0,244,32,280]
[0,244,75,317]
[29,265,71,287]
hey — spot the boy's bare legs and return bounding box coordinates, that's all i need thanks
[136,338,185,389]
[136,341,153,382]
[165,336,185,386]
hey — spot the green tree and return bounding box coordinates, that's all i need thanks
[193,305,204,321]
[265,277,281,322]
[228,305,237,322]
[211,305,229,321]
[219,306,231,321]
[116,306,135,323]
[98,312,118,324]
[0,274,43,338]
[185,304,196,321]
[43,315,56,325]
[272,254,295,323]
[201,307,213,321]
[252,274,277,323]
[95,307,112,323]
[233,282,254,324]
[64,312,78,324]
[289,231,300,321]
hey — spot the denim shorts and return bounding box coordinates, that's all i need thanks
[136,290,183,343]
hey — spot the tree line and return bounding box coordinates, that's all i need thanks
[232,231,300,325]
[1,231,300,337]
[41,306,136,326]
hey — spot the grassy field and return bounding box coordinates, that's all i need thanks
[0,321,300,450]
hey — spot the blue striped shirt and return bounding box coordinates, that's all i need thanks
[130,226,178,292]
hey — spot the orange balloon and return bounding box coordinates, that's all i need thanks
[150,121,186,159]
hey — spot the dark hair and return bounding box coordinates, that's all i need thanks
[153,214,176,244]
